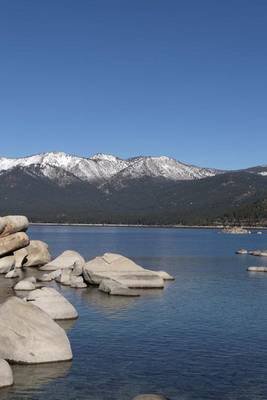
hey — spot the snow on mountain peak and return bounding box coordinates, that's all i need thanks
[91,153,122,162]
[0,152,221,184]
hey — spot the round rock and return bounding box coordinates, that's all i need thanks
[26,287,78,320]
[0,215,29,238]
[40,250,85,271]
[0,297,73,363]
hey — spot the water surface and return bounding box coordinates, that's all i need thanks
[1,226,267,400]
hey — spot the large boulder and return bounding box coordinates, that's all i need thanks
[0,256,15,274]
[40,250,85,271]
[0,215,29,238]
[0,359,13,388]
[0,232,30,258]
[0,297,72,363]
[26,287,78,320]
[83,253,165,288]
[24,240,51,267]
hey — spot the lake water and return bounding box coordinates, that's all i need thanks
[1,225,267,400]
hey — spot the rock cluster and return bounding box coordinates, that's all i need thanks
[222,226,251,234]
[236,247,267,272]
[38,250,87,288]
[0,215,76,389]
[0,216,51,278]
[38,251,175,296]
[0,215,175,391]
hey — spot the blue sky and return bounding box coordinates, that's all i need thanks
[0,0,267,169]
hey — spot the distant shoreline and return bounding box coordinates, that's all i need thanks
[29,222,267,230]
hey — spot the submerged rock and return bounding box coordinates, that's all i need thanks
[40,250,85,271]
[247,266,267,272]
[0,359,13,388]
[24,240,51,267]
[0,232,30,258]
[0,256,15,274]
[26,287,78,320]
[99,279,140,296]
[249,250,262,256]
[111,273,165,289]
[0,215,29,238]
[236,249,248,255]
[0,297,73,363]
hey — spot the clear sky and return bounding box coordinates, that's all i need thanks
[0,0,267,169]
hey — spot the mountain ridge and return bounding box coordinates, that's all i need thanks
[0,151,222,185]
[0,152,267,226]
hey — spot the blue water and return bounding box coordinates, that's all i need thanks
[1,226,267,400]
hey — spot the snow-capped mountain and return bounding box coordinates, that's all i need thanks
[0,152,221,186]
[114,156,218,181]
[0,152,128,183]
[0,153,266,225]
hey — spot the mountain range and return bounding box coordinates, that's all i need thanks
[0,152,267,225]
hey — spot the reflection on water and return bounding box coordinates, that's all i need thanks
[57,318,77,332]
[0,362,72,399]
[13,361,72,390]
[80,286,139,314]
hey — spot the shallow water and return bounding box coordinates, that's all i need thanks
[1,226,267,400]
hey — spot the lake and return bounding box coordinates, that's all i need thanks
[1,225,267,400]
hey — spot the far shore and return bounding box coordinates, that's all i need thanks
[29,222,267,230]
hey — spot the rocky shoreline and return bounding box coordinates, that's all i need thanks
[0,215,174,399]
[30,222,267,231]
